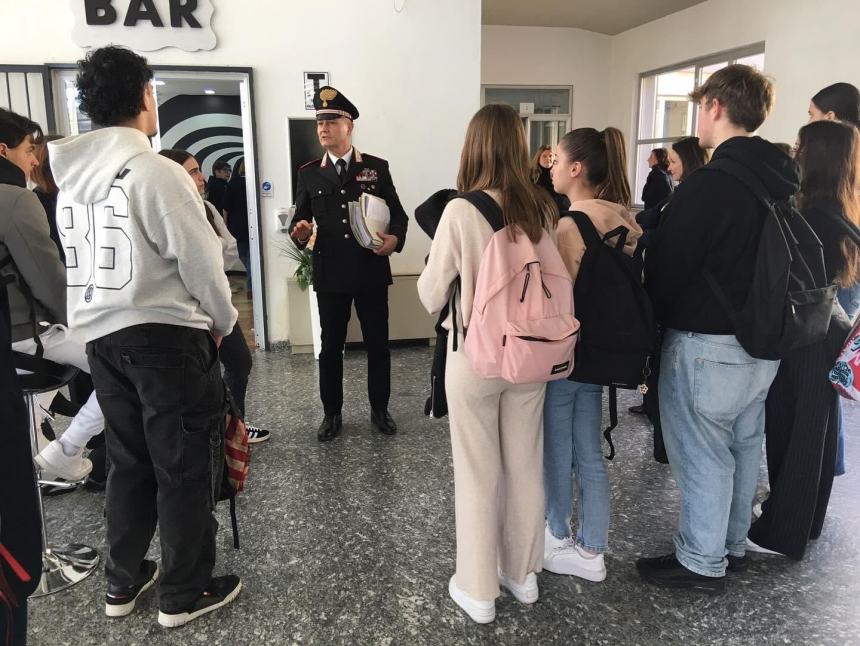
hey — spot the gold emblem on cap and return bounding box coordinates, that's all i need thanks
[320,88,338,108]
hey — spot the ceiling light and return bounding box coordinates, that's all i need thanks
[204,89,216,95]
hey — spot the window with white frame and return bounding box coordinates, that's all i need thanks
[633,44,766,206]
[482,85,573,158]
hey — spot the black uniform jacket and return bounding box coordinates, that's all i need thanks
[289,148,408,293]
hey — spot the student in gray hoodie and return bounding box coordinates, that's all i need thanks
[0,108,106,483]
[49,46,240,629]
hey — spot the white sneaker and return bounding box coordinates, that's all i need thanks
[543,526,606,582]
[448,575,495,624]
[498,570,538,604]
[34,440,92,482]
[752,501,763,518]
[745,537,784,556]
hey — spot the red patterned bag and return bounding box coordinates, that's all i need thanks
[219,389,251,549]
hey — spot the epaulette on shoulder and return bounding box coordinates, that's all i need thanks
[300,158,323,169]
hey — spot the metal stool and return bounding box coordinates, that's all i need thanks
[13,351,100,597]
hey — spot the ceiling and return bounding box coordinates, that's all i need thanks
[482,0,708,35]
[153,77,240,105]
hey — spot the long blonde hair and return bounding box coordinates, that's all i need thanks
[457,104,558,242]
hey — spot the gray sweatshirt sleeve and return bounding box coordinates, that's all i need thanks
[5,191,67,325]
[152,198,238,337]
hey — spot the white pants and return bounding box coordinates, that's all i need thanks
[12,325,104,449]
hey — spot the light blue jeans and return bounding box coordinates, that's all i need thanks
[543,379,609,553]
[660,330,779,577]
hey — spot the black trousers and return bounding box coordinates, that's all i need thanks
[87,324,224,613]
[317,287,390,416]
[748,340,839,560]
[220,320,253,417]
[0,599,27,646]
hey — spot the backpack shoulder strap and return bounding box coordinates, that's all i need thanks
[566,210,602,247]
[702,158,774,212]
[456,191,505,232]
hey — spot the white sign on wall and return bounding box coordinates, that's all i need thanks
[70,0,217,52]
[304,72,330,110]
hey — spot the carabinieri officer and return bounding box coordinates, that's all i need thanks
[289,86,408,442]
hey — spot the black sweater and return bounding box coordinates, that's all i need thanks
[641,166,673,210]
[645,136,800,334]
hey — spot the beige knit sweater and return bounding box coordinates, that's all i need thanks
[557,199,642,283]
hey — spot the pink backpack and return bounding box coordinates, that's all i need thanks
[462,194,579,384]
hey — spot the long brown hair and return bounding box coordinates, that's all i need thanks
[531,144,552,183]
[31,134,62,196]
[672,137,710,180]
[557,127,631,207]
[457,104,558,242]
[158,148,221,238]
[796,120,860,287]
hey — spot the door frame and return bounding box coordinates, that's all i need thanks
[46,63,270,350]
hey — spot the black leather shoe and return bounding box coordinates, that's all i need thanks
[317,414,342,442]
[371,409,397,436]
[636,554,725,594]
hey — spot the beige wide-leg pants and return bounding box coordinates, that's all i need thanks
[445,333,546,601]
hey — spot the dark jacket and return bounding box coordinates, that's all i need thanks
[635,193,672,251]
[223,172,249,245]
[206,175,229,216]
[801,201,854,285]
[641,166,673,210]
[645,136,800,334]
[0,157,67,342]
[34,187,63,261]
[536,167,570,214]
[0,277,42,601]
[289,149,409,293]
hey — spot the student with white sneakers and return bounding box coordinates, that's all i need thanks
[543,127,640,582]
[418,104,559,624]
[0,107,105,483]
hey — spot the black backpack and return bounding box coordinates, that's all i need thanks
[701,159,837,360]
[416,191,504,419]
[563,211,657,458]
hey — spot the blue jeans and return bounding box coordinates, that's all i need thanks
[543,379,609,552]
[659,330,779,577]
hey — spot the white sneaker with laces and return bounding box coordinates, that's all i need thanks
[448,575,495,624]
[498,570,538,604]
[543,526,606,582]
[35,440,92,482]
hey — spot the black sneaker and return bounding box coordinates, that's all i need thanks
[157,575,242,628]
[105,560,159,617]
[636,553,725,594]
[246,425,270,444]
[726,554,749,573]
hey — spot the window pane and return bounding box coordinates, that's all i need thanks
[638,67,695,140]
[528,119,568,157]
[734,52,765,71]
[699,61,729,86]
[484,87,571,115]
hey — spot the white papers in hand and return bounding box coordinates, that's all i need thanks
[349,193,390,249]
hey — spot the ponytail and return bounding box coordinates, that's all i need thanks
[557,126,631,207]
[598,127,631,207]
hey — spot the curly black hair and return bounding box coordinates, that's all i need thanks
[76,46,153,127]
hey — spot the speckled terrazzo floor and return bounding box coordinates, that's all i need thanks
[26,346,860,645]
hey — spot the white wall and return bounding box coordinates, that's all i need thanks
[608,0,860,154]
[481,25,612,131]
[0,0,482,345]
